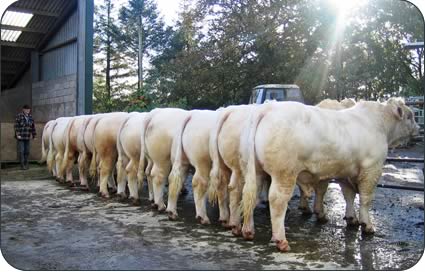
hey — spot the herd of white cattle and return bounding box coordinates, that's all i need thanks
[40,98,419,252]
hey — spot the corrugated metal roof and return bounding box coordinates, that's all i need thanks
[1,0,77,89]
[1,10,33,27]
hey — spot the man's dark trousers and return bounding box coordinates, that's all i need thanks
[18,140,30,169]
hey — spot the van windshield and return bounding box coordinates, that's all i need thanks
[250,89,262,103]
[265,89,285,101]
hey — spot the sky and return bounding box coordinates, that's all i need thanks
[93,0,182,26]
[156,0,182,26]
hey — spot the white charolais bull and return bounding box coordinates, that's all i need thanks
[60,115,89,186]
[80,113,117,191]
[47,117,72,182]
[167,110,218,223]
[209,104,261,234]
[76,114,98,188]
[40,120,55,168]
[116,112,149,204]
[316,98,356,110]
[89,112,129,198]
[295,98,358,220]
[143,108,191,211]
[241,98,419,252]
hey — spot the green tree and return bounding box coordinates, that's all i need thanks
[118,0,170,91]
[93,0,136,112]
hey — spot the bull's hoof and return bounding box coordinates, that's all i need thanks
[344,216,359,226]
[180,187,188,196]
[70,182,81,188]
[81,186,90,192]
[276,240,290,252]
[98,192,110,199]
[361,223,375,234]
[151,203,158,209]
[168,211,178,221]
[149,199,155,204]
[117,193,127,202]
[158,205,166,212]
[299,206,313,215]
[200,217,210,225]
[242,229,254,240]
[131,198,141,206]
[232,226,242,237]
[219,219,231,229]
[316,215,329,224]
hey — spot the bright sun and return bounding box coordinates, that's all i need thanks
[328,0,368,17]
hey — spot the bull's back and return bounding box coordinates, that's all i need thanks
[95,113,128,155]
[183,110,217,165]
[146,108,189,163]
[121,114,146,160]
[52,118,71,152]
[219,107,252,170]
[257,103,385,177]
[84,115,103,153]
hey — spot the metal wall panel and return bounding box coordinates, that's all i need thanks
[39,10,78,81]
[44,11,78,49]
[40,41,77,81]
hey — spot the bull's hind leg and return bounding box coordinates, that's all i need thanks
[151,163,170,211]
[313,180,329,222]
[269,173,297,252]
[99,158,115,198]
[192,165,210,224]
[340,179,359,226]
[145,159,154,202]
[216,166,230,227]
[241,173,264,240]
[298,185,313,214]
[116,156,130,199]
[166,162,189,220]
[78,153,88,187]
[64,151,76,184]
[358,167,381,234]
[55,153,64,182]
[126,160,140,205]
[228,170,243,235]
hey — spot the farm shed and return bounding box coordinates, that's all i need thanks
[0,0,93,162]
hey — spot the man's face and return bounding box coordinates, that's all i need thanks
[23,109,30,115]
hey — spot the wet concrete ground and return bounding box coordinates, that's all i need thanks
[1,166,424,270]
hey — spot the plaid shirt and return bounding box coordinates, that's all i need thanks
[14,112,36,140]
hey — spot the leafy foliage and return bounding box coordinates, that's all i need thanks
[94,0,424,111]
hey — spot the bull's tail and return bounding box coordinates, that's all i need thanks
[77,116,92,181]
[46,121,58,173]
[116,116,131,186]
[89,118,102,177]
[168,114,192,201]
[59,117,75,177]
[241,110,265,227]
[207,110,231,204]
[39,121,51,164]
[137,112,154,182]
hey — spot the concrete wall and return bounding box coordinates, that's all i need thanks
[32,74,77,122]
[0,70,31,122]
[1,123,44,162]
[0,70,42,162]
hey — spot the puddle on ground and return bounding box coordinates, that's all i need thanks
[1,178,424,270]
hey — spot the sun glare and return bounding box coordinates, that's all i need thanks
[328,0,368,17]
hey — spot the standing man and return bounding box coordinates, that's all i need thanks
[14,105,36,170]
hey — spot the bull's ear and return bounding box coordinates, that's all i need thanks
[393,105,403,120]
